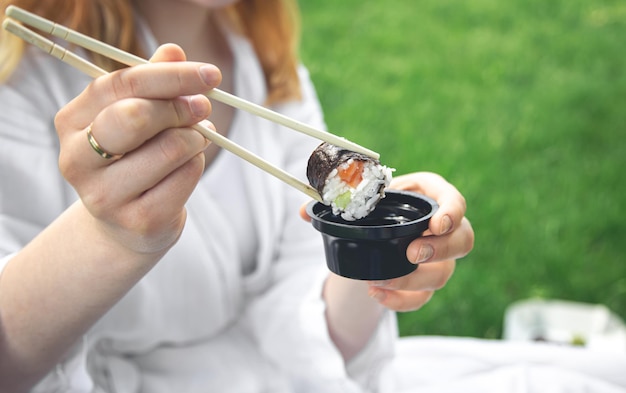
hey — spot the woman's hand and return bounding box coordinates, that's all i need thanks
[367,172,474,311]
[55,44,221,255]
[300,171,473,360]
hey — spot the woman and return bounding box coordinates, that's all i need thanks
[0,1,471,391]
[3,1,626,392]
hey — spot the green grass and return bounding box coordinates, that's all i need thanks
[298,0,626,338]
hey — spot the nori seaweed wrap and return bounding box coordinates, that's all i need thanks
[307,142,393,220]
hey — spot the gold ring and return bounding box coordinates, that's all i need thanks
[86,125,123,160]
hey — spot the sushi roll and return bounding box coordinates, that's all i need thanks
[307,142,394,221]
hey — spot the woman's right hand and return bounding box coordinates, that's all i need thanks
[55,44,221,255]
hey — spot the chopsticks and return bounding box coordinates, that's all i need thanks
[2,6,380,202]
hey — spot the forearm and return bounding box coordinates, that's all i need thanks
[0,201,165,391]
[323,273,385,362]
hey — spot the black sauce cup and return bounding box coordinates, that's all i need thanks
[306,190,438,280]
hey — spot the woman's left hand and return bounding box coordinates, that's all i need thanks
[300,171,473,359]
[300,171,474,313]
[367,172,474,312]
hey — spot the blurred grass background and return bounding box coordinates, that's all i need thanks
[298,0,626,338]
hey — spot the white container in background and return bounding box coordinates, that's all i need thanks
[503,298,626,354]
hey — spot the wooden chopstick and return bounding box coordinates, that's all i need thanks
[4,6,380,160]
[2,15,324,202]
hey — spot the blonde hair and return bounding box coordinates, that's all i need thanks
[0,0,301,104]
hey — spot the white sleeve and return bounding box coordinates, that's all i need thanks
[0,48,85,264]
[0,49,92,392]
[242,65,397,392]
[28,338,93,392]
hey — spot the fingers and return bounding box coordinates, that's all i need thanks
[406,216,474,264]
[57,43,219,178]
[390,171,475,264]
[371,259,456,292]
[55,44,221,133]
[368,288,434,313]
[390,172,466,236]
[78,126,211,215]
[365,172,474,312]
[61,94,211,173]
[368,259,456,312]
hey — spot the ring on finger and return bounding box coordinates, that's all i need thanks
[86,124,123,160]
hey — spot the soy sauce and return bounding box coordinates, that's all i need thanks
[318,202,427,227]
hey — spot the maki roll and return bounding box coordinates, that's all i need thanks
[307,142,394,221]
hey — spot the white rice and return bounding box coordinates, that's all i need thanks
[322,159,394,221]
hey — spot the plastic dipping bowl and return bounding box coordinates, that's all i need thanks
[306,190,438,280]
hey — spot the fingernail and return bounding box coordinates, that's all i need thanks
[189,95,208,117]
[440,214,453,235]
[199,65,220,86]
[413,244,434,263]
[369,280,391,287]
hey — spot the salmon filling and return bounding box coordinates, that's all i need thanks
[337,160,364,188]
